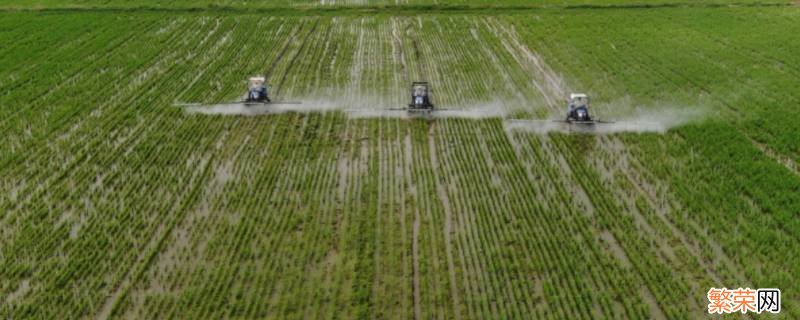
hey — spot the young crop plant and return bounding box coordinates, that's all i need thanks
[1,4,798,319]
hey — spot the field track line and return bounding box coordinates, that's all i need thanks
[273,20,320,97]
[400,127,412,319]
[495,20,676,318]
[592,137,724,317]
[412,193,422,320]
[373,119,386,319]
[264,20,306,80]
[402,129,422,320]
[427,123,462,320]
[747,136,799,176]
[607,136,754,285]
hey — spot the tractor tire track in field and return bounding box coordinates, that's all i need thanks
[502,128,636,317]
[373,119,385,318]
[506,19,774,315]
[264,20,306,81]
[412,188,422,320]
[349,18,366,102]
[273,20,320,98]
[601,136,735,283]
[601,136,758,316]
[402,129,422,320]
[9,14,798,318]
[591,137,713,317]
[487,19,566,112]
[547,134,671,319]
[398,126,412,319]
[427,123,462,320]
[495,20,676,319]
[747,134,799,177]
[391,18,408,84]
[546,14,791,297]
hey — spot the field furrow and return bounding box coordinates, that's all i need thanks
[3,8,798,318]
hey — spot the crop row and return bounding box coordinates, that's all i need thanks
[2,10,798,318]
[505,8,800,317]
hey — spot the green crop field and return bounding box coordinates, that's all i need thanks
[1,2,798,319]
[0,0,790,10]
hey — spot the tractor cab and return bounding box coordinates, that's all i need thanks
[566,93,592,122]
[409,82,433,111]
[245,76,269,103]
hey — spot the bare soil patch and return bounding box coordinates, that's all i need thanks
[5,279,30,305]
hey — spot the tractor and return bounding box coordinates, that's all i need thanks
[566,93,594,123]
[408,82,433,113]
[244,76,270,103]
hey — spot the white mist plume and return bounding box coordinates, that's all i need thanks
[179,93,706,135]
[347,100,513,119]
[183,98,342,116]
[181,96,517,120]
[505,105,708,135]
